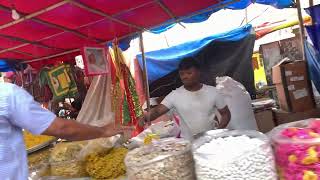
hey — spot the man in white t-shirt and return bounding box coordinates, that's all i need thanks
[140,57,231,139]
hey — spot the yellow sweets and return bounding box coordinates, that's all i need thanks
[86,147,128,179]
[23,130,55,149]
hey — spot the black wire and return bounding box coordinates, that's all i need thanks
[247,7,270,25]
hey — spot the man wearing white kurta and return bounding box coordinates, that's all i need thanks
[0,83,128,179]
[140,57,231,140]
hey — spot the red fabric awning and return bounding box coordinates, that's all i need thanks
[0,0,221,65]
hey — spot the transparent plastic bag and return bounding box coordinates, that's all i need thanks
[49,141,88,178]
[193,130,277,180]
[50,159,87,178]
[124,121,178,149]
[28,163,50,180]
[78,135,121,160]
[38,177,91,180]
[270,119,320,180]
[125,138,196,180]
[50,141,87,163]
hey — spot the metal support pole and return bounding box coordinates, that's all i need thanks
[139,32,151,125]
[309,0,314,7]
[296,0,306,60]
[309,0,315,25]
[245,8,248,24]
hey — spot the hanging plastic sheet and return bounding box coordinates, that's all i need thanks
[305,4,320,94]
[76,75,114,127]
[305,41,320,94]
[306,4,320,24]
[306,24,320,52]
[305,4,320,52]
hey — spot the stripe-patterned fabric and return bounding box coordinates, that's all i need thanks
[0,83,55,179]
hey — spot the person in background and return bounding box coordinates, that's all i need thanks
[63,97,84,119]
[3,71,16,83]
[139,57,231,140]
[0,82,130,179]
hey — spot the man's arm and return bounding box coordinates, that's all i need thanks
[8,85,129,141]
[140,104,170,125]
[42,117,129,141]
[217,106,231,128]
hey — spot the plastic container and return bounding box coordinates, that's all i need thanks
[125,138,196,180]
[270,119,320,180]
[193,130,277,180]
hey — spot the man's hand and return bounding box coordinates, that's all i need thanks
[102,124,134,137]
[140,104,170,125]
[138,116,146,127]
[217,106,231,129]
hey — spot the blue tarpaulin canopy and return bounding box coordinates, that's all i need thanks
[137,24,253,83]
[305,4,320,93]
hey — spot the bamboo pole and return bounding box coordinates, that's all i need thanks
[296,0,306,60]
[139,33,151,126]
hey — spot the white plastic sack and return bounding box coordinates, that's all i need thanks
[76,75,114,126]
[216,76,258,130]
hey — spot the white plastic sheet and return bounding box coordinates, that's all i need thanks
[76,75,114,126]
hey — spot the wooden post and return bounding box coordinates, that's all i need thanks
[139,32,151,125]
[296,0,306,60]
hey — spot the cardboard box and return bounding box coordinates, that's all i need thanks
[272,60,315,112]
[273,108,320,125]
[255,110,275,133]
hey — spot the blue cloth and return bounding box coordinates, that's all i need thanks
[305,41,320,94]
[305,4,320,93]
[137,24,253,83]
[106,34,139,51]
[306,4,320,52]
[306,4,320,23]
[0,83,56,180]
[306,24,320,52]
[0,60,13,72]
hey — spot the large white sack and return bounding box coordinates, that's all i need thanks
[216,76,257,130]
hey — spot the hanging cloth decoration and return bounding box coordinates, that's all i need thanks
[40,64,78,100]
[109,42,143,136]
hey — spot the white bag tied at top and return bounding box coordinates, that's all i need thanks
[76,75,114,127]
[216,76,258,130]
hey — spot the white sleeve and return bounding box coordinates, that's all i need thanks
[215,93,227,109]
[9,86,56,135]
[161,91,176,110]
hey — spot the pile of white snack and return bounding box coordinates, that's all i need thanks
[194,135,277,180]
[125,138,196,180]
